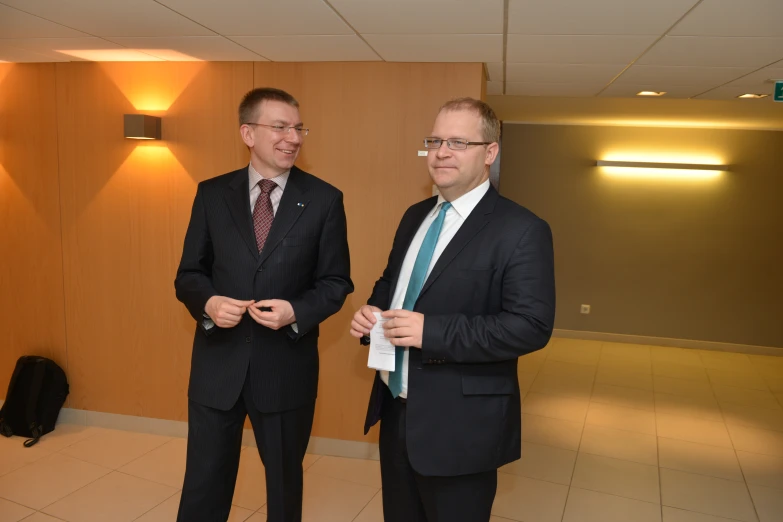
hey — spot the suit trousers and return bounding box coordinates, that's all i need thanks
[379,395,498,522]
[177,371,315,522]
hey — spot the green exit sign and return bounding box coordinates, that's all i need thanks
[775,81,783,102]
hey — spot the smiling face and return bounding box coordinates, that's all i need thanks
[240,99,303,178]
[426,107,499,201]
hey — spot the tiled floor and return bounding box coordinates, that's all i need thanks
[1,339,783,522]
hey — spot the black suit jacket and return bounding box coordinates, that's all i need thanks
[363,186,555,477]
[175,165,353,413]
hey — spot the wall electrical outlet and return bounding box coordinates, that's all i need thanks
[580,304,591,314]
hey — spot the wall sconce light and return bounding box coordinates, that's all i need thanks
[124,114,161,140]
[596,160,729,171]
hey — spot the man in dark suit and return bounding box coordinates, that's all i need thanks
[175,88,353,522]
[350,98,555,522]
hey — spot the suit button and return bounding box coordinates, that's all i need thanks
[258,266,264,272]
[245,337,251,343]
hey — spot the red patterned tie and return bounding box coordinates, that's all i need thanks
[253,179,277,252]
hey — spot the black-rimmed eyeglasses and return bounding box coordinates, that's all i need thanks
[423,137,491,150]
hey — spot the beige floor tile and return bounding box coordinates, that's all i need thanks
[585,402,657,436]
[301,472,378,522]
[662,506,753,522]
[700,352,756,373]
[14,514,64,522]
[652,361,710,382]
[736,451,783,490]
[518,372,538,396]
[600,342,652,363]
[651,347,704,367]
[500,442,577,485]
[654,376,715,399]
[519,355,545,373]
[530,372,595,399]
[0,498,34,522]
[41,471,177,522]
[0,436,53,477]
[59,429,171,470]
[765,376,783,393]
[776,392,783,408]
[245,514,267,522]
[352,490,382,522]
[118,438,187,488]
[748,483,783,522]
[539,359,596,379]
[728,424,783,457]
[748,355,783,374]
[522,393,590,423]
[0,453,109,510]
[598,358,653,376]
[135,492,253,522]
[306,456,381,489]
[548,342,601,366]
[654,393,724,422]
[233,448,267,511]
[713,385,782,411]
[656,413,733,448]
[707,368,769,391]
[596,369,654,392]
[591,383,656,412]
[522,414,584,451]
[580,424,658,465]
[31,425,105,453]
[658,438,743,481]
[562,487,661,522]
[721,402,783,432]
[302,454,320,471]
[660,468,756,522]
[571,453,660,503]
[493,473,568,522]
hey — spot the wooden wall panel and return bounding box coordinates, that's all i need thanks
[56,62,252,419]
[253,62,484,441]
[0,63,68,396]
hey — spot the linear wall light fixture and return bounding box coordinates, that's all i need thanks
[124,114,162,140]
[596,160,729,171]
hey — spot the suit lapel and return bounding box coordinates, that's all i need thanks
[386,199,437,308]
[417,187,498,300]
[258,167,310,266]
[224,167,259,260]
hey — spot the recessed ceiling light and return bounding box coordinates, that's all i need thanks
[737,93,768,99]
[637,91,666,96]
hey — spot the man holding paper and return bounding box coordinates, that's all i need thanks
[349,98,555,522]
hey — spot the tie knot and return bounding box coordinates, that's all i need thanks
[439,202,452,214]
[258,179,276,194]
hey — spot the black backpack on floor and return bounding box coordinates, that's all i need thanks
[0,356,69,447]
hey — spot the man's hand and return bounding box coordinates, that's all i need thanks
[382,309,425,349]
[248,299,296,330]
[205,296,254,328]
[350,305,382,338]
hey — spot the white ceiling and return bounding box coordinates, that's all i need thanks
[0,0,782,101]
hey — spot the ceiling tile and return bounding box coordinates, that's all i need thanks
[231,35,379,62]
[672,0,783,37]
[506,63,625,84]
[0,4,89,38]
[156,0,352,36]
[505,82,605,97]
[717,64,783,86]
[615,65,755,86]
[695,84,775,101]
[508,0,699,35]
[485,62,503,81]
[638,36,783,68]
[0,42,66,62]
[486,81,503,95]
[507,34,656,64]
[103,36,265,61]
[364,34,502,62]
[0,0,213,37]
[599,83,707,98]
[329,0,503,34]
[0,37,125,61]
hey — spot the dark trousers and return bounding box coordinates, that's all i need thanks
[177,375,315,522]
[379,397,498,522]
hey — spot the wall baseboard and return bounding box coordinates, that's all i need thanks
[553,329,783,356]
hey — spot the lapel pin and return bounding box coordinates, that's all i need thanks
[297,202,305,207]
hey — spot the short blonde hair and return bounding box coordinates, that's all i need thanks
[439,97,500,143]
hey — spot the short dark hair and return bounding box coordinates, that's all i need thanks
[239,88,299,126]
[439,97,500,143]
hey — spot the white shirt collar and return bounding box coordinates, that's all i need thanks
[433,179,491,219]
[248,163,290,191]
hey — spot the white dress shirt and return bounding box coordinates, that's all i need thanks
[381,180,491,398]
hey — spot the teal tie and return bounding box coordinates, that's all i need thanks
[388,202,452,397]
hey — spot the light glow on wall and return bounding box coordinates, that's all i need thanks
[598,152,727,180]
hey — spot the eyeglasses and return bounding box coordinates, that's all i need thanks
[244,123,309,136]
[423,137,491,150]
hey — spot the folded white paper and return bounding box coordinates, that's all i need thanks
[368,312,395,371]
